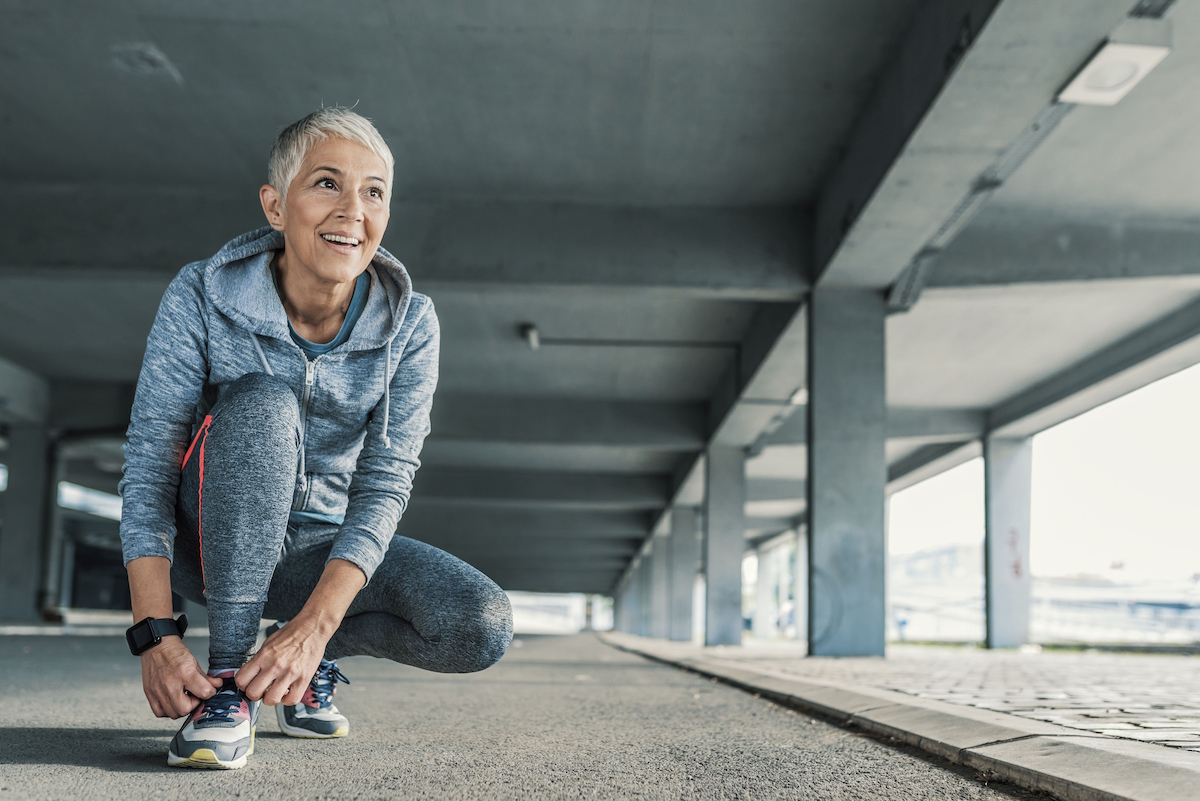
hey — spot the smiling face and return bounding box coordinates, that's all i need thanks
[259,136,391,287]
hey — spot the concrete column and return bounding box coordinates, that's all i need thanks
[0,425,50,620]
[619,565,639,634]
[793,526,808,645]
[752,547,774,638]
[650,533,670,638]
[704,444,745,646]
[614,581,629,632]
[985,436,1033,648]
[806,289,887,656]
[668,506,700,641]
[638,555,652,636]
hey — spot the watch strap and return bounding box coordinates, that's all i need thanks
[126,614,189,656]
[148,615,188,640]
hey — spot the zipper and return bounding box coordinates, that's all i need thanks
[294,354,322,510]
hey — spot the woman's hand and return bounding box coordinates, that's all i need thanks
[141,636,222,718]
[127,556,219,718]
[236,615,330,706]
[236,558,365,705]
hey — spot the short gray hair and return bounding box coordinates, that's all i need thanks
[268,107,394,204]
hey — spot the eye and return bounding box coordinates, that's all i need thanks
[368,187,384,199]
[316,178,337,190]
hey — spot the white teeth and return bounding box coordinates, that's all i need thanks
[321,234,360,246]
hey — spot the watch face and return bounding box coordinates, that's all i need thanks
[127,620,158,654]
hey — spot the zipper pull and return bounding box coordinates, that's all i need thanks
[305,360,315,387]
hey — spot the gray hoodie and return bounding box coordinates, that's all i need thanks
[119,226,439,582]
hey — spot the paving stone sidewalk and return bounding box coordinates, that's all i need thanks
[700,642,1200,752]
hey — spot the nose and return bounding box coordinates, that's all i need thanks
[335,189,365,221]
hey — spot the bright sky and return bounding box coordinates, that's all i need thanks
[889,361,1200,581]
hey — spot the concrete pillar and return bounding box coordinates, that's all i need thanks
[620,564,639,634]
[0,425,50,620]
[793,526,808,645]
[752,547,773,638]
[638,555,652,636]
[650,533,670,638]
[806,289,887,656]
[985,436,1033,648]
[614,581,629,632]
[704,444,745,646]
[668,506,700,641]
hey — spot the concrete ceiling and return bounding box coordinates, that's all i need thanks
[2,0,923,205]
[6,0,1200,596]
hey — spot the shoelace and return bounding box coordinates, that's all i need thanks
[196,679,245,724]
[308,660,350,709]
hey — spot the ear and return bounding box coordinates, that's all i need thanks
[260,184,285,231]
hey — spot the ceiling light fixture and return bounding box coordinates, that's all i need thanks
[519,323,540,351]
[111,42,184,85]
[1057,18,1170,106]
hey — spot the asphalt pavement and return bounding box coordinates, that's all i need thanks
[0,633,1040,800]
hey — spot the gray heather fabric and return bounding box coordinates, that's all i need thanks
[120,226,440,582]
[173,374,512,672]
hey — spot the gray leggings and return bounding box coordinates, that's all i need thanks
[171,373,513,672]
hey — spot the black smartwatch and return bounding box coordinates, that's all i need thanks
[126,614,189,656]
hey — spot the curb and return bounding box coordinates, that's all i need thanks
[601,632,1200,801]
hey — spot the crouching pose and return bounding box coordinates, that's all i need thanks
[119,108,513,769]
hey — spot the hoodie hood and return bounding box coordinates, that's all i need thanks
[203,226,414,351]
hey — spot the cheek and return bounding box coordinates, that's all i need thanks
[368,211,390,242]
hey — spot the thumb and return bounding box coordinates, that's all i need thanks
[207,674,223,688]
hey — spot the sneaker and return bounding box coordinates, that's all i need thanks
[167,670,260,769]
[276,658,351,739]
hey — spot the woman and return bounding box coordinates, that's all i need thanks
[119,107,512,770]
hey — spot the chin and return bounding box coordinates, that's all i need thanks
[312,253,372,283]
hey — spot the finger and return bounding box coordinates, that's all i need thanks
[264,675,296,707]
[282,682,307,707]
[173,693,198,719]
[245,668,279,702]
[153,693,174,719]
[235,662,262,693]
[183,671,218,700]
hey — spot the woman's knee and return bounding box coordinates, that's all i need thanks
[213,373,300,441]
[453,582,513,672]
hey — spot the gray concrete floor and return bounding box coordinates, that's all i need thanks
[1,633,1043,800]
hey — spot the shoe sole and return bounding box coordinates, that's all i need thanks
[275,703,349,739]
[167,727,256,769]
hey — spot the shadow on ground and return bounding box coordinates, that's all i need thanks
[0,727,172,771]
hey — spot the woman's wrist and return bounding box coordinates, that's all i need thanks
[291,606,342,640]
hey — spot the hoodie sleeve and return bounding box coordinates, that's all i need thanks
[328,297,439,581]
[119,265,210,565]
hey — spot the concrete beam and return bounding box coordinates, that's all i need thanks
[887,441,983,495]
[815,0,1132,289]
[745,478,806,503]
[1,189,807,301]
[930,211,1200,288]
[760,405,986,448]
[0,356,49,424]
[430,395,706,450]
[413,468,669,510]
[400,504,652,540]
[990,296,1200,437]
[744,516,799,540]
